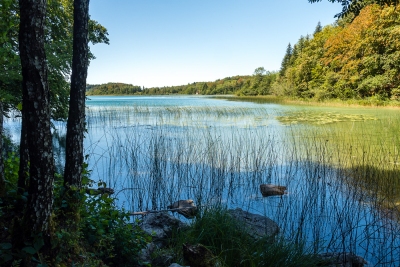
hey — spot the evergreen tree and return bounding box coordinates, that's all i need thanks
[280,43,293,76]
[314,21,322,35]
[297,35,306,52]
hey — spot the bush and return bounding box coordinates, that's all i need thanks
[79,191,150,266]
[52,177,151,266]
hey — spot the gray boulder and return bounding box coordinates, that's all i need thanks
[139,212,188,266]
[227,208,279,239]
[140,212,187,246]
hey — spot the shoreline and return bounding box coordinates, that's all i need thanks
[86,93,400,109]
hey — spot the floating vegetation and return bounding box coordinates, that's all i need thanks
[7,96,400,265]
[277,111,377,125]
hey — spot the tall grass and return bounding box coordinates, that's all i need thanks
[171,207,319,267]
[83,101,400,266]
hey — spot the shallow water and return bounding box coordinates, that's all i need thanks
[4,96,400,266]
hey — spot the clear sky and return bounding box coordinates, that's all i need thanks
[87,0,342,88]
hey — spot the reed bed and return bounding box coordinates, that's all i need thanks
[83,103,400,266]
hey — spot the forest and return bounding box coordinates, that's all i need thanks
[86,70,278,96]
[276,4,400,101]
[87,3,400,104]
[1,0,400,266]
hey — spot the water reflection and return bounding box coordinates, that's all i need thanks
[4,96,400,266]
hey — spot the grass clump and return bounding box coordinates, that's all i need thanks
[170,207,321,267]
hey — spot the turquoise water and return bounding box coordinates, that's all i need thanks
[4,96,400,266]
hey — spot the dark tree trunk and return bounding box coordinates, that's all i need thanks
[16,0,55,262]
[64,0,90,189]
[0,101,4,197]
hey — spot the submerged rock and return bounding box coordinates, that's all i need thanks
[228,208,279,239]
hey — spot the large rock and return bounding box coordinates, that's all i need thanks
[139,212,188,265]
[227,208,279,239]
[140,212,187,246]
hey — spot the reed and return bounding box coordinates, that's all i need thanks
[83,101,400,266]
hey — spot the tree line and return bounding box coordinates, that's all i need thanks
[87,3,400,103]
[86,70,279,96]
[86,82,143,95]
[275,3,400,101]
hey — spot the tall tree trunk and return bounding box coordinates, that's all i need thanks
[0,100,4,197]
[64,0,90,189]
[16,0,55,263]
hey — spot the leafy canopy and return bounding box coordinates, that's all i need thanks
[308,0,399,18]
[0,0,109,120]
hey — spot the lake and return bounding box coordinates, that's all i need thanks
[4,95,400,266]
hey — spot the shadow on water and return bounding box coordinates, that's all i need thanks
[4,96,400,266]
[84,129,400,266]
[343,164,400,220]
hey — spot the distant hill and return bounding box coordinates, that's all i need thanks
[86,73,279,96]
[86,83,143,95]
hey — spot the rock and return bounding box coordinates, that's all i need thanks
[182,243,216,267]
[139,212,188,265]
[227,208,279,239]
[318,252,368,267]
[140,212,187,247]
[259,184,287,197]
[138,242,155,265]
[167,199,198,219]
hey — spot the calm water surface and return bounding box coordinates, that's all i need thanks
[4,96,400,266]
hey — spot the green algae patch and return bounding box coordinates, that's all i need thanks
[277,111,377,125]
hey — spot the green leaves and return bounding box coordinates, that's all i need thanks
[309,0,398,18]
[278,3,400,101]
[77,182,150,266]
[0,243,13,263]
[22,246,37,255]
[1,0,109,120]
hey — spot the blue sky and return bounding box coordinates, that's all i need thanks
[87,0,342,88]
